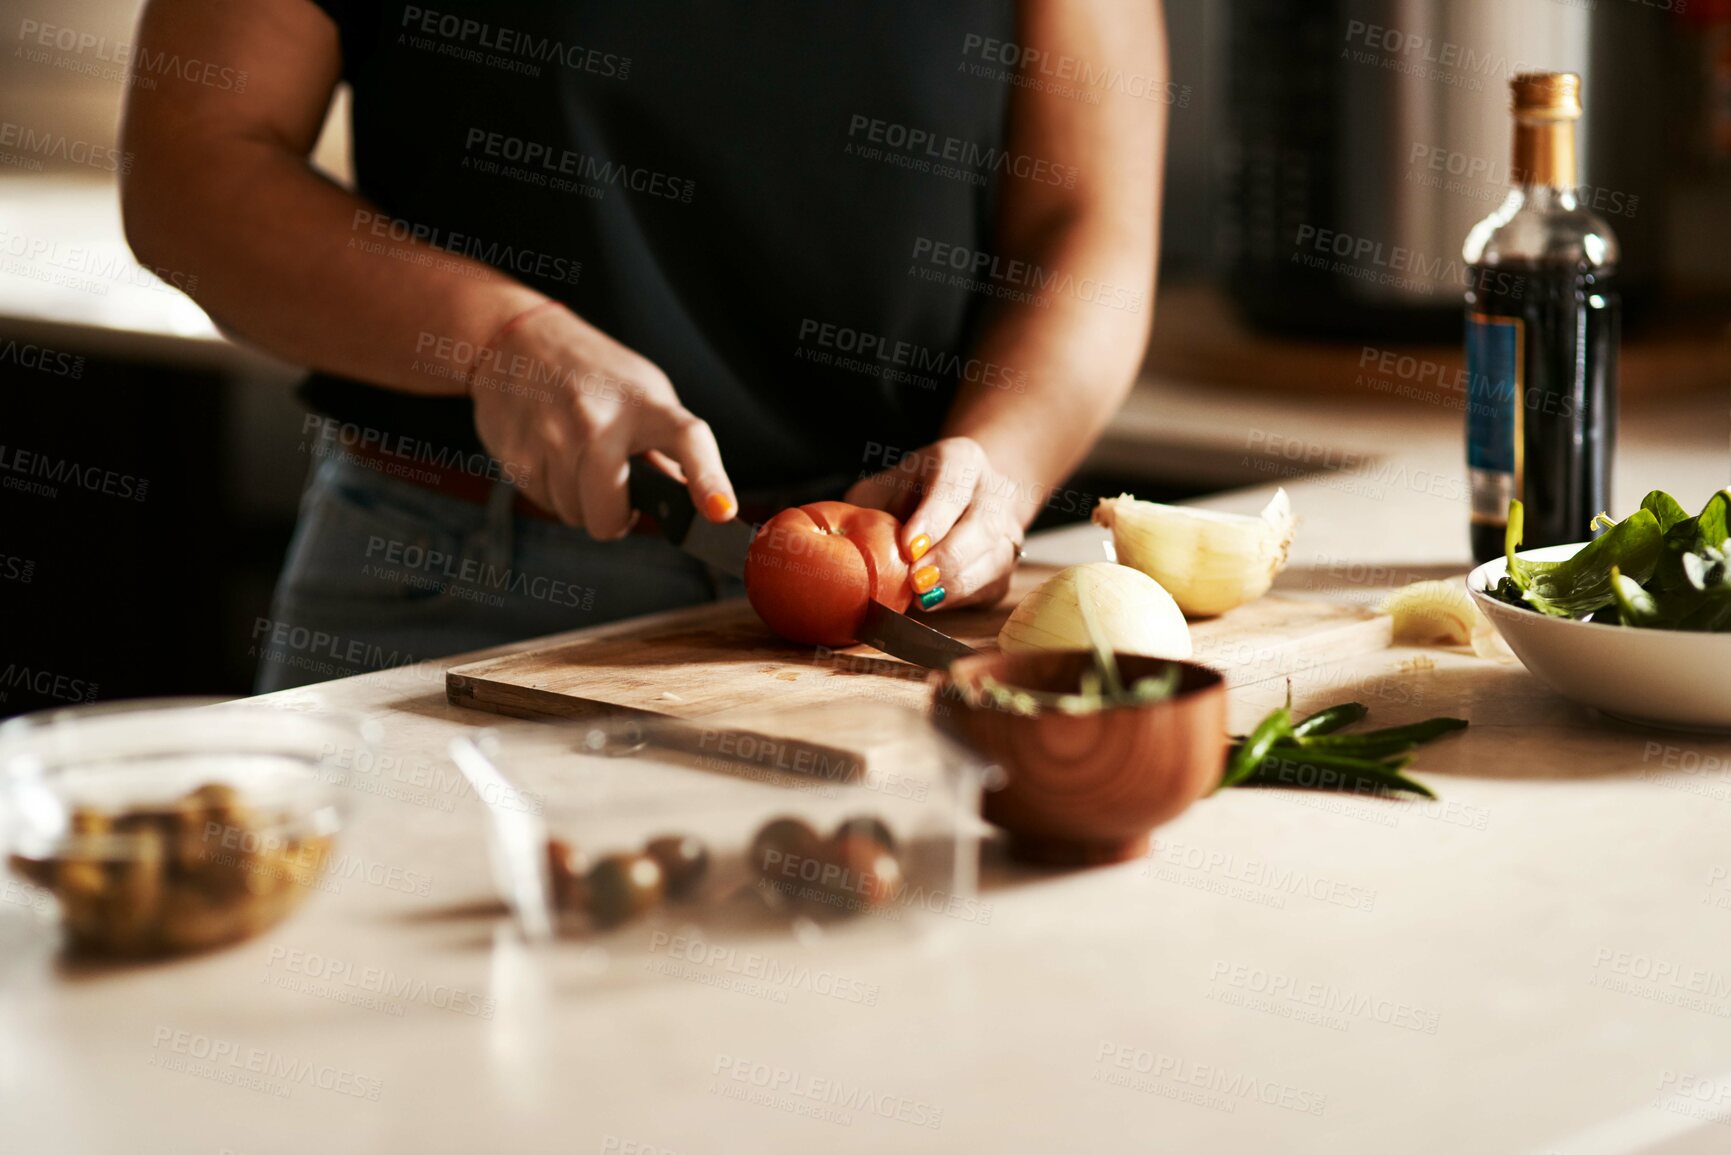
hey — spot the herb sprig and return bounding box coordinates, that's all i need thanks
[1219,700,1466,798]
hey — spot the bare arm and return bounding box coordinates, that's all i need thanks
[119,0,537,392]
[120,0,736,535]
[951,0,1165,496]
[850,0,1166,607]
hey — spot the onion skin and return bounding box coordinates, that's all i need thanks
[997,563,1192,660]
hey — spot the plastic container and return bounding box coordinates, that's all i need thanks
[451,703,987,951]
[0,699,364,958]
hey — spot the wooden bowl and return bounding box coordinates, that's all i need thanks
[935,652,1227,866]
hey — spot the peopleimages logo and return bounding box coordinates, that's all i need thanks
[959,34,1192,106]
[845,114,1078,188]
[1292,225,1523,298]
[398,6,631,78]
[264,946,495,1018]
[0,341,85,381]
[349,210,582,286]
[302,412,531,487]
[15,19,249,92]
[796,317,1026,393]
[149,1027,383,1100]
[0,121,130,174]
[1207,960,1442,1034]
[910,237,1144,313]
[0,444,146,499]
[711,1055,944,1129]
[0,664,98,704]
[1094,1042,1328,1116]
[462,128,695,202]
[647,931,883,1006]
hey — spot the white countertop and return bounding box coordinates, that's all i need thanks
[4,380,1731,1154]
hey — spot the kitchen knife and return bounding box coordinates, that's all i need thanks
[855,599,979,668]
[626,459,753,578]
[626,459,979,669]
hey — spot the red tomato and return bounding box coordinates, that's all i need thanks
[745,502,912,646]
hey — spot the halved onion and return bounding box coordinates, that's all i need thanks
[998,562,1192,659]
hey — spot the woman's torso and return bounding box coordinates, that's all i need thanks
[308,0,1017,491]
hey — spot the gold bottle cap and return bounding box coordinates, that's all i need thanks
[1510,72,1583,120]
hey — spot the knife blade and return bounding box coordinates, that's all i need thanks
[626,459,978,669]
[627,459,752,578]
[856,599,979,669]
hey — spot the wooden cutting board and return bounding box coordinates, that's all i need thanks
[445,564,1392,730]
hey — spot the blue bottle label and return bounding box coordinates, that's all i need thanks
[1465,314,1523,526]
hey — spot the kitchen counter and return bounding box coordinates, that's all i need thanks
[5,378,1731,1155]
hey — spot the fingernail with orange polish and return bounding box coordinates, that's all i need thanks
[912,565,940,594]
[907,534,932,562]
[705,493,737,521]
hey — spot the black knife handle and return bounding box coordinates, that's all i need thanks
[627,457,698,543]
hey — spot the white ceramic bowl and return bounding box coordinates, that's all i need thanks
[1468,544,1731,732]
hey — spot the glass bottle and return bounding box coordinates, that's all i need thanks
[1465,71,1621,564]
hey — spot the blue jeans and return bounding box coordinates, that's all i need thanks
[253,455,741,693]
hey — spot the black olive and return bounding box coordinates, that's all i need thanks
[826,834,904,912]
[643,835,709,901]
[833,814,896,852]
[749,817,823,908]
[545,838,589,912]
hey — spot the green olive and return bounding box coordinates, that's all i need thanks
[276,836,333,892]
[100,830,166,951]
[189,782,242,811]
[586,853,664,928]
[643,836,708,901]
[69,810,111,837]
[54,857,106,901]
[165,797,218,876]
[159,885,245,953]
[40,791,326,957]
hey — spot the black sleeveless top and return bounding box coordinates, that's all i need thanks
[303,0,1016,491]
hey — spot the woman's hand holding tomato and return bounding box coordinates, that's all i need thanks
[844,436,1030,613]
[743,438,1032,647]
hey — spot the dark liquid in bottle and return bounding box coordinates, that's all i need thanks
[1466,258,1619,564]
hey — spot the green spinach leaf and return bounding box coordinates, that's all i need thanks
[1504,500,1663,618]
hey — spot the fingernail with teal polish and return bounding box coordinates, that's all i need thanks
[918,586,946,611]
